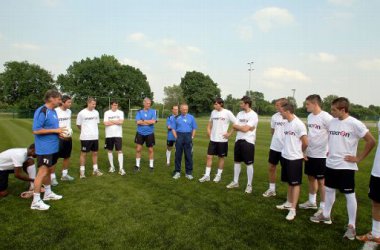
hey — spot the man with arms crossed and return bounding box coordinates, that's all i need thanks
[310,97,375,240]
[166,105,178,167]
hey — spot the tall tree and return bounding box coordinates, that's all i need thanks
[322,95,339,111]
[180,71,221,114]
[163,84,185,108]
[0,61,55,110]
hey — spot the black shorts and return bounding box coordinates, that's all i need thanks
[167,140,175,147]
[58,138,72,159]
[281,158,303,186]
[325,167,355,194]
[135,133,155,147]
[369,175,380,203]
[304,157,326,179]
[81,140,99,152]
[0,170,14,192]
[208,141,228,157]
[234,140,255,165]
[37,153,59,168]
[268,149,282,165]
[105,137,122,151]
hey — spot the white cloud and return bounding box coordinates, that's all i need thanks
[42,0,60,7]
[263,67,311,82]
[327,0,355,7]
[11,43,40,51]
[357,58,380,71]
[309,52,337,63]
[237,25,253,40]
[252,7,295,32]
[121,57,142,68]
[128,32,146,42]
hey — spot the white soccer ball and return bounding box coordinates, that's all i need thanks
[62,128,73,138]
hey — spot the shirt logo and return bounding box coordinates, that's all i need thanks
[239,119,248,123]
[308,124,321,130]
[329,130,350,137]
[275,122,286,126]
[212,117,226,121]
[59,117,70,121]
[284,131,296,136]
[84,117,97,120]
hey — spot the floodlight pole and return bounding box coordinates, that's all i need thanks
[291,89,296,99]
[248,61,254,97]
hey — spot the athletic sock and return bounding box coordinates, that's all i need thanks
[62,169,68,177]
[309,193,317,204]
[107,152,114,168]
[205,167,211,176]
[44,185,52,196]
[93,164,98,172]
[27,165,36,189]
[149,159,154,168]
[118,153,123,170]
[319,201,325,209]
[50,173,56,180]
[323,187,336,218]
[33,193,41,203]
[345,192,357,228]
[166,150,171,164]
[247,164,254,186]
[136,158,141,167]
[217,168,223,176]
[233,163,241,184]
[269,183,276,192]
[80,166,85,172]
[372,219,380,238]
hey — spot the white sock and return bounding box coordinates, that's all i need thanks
[80,166,85,172]
[345,192,357,228]
[217,168,223,176]
[136,158,141,167]
[372,219,380,238]
[33,193,40,203]
[108,152,114,168]
[50,173,56,180]
[205,167,211,176]
[269,183,276,191]
[323,187,336,218]
[27,165,36,189]
[166,150,171,164]
[247,164,254,186]
[118,153,123,170]
[320,201,325,209]
[44,185,52,196]
[309,193,317,204]
[93,164,98,172]
[149,159,154,168]
[62,169,68,176]
[233,163,241,184]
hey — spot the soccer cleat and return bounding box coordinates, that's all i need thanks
[61,174,74,181]
[356,232,380,244]
[109,167,115,173]
[31,200,50,210]
[299,200,318,210]
[119,169,126,176]
[226,181,239,189]
[286,209,296,221]
[199,175,210,183]
[172,172,181,180]
[134,166,141,173]
[276,201,292,210]
[185,174,194,180]
[93,170,103,177]
[313,208,323,217]
[213,174,222,183]
[245,185,253,194]
[43,192,63,201]
[262,189,276,198]
[343,225,356,240]
[149,167,154,173]
[310,213,332,224]
[51,178,59,186]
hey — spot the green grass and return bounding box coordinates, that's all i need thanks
[0,118,378,250]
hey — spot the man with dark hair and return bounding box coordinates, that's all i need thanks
[0,144,36,197]
[166,105,179,166]
[263,98,288,198]
[311,97,376,240]
[199,97,236,183]
[31,89,65,210]
[226,96,258,194]
[104,101,125,175]
[298,95,332,216]
[50,95,74,186]
[276,102,308,221]
[77,97,102,178]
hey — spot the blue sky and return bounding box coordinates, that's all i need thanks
[1,0,379,106]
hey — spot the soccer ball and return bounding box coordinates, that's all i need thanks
[62,128,73,138]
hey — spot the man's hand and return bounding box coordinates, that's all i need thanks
[222,133,230,139]
[344,155,359,163]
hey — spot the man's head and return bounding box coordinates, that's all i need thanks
[240,96,252,111]
[180,104,189,115]
[172,105,179,116]
[280,102,295,120]
[60,95,72,110]
[87,97,96,110]
[305,94,322,113]
[143,97,151,110]
[110,101,119,112]
[275,98,288,112]
[331,97,350,119]
[44,89,61,107]
[213,97,224,111]
[27,143,36,158]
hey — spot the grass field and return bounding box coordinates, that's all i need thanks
[0,117,378,250]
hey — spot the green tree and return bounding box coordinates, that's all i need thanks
[0,61,55,110]
[322,95,339,111]
[180,71,221,114]
[163,84,185,108]
[224,94,240,114]
[57,55,152,112]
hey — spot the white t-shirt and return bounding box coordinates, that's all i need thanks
[55,107,72,129]
[104,109,124,138]
[0,148,27,171]
[235,110,258,145]
[306,111,333,158]
[326,116,369,171]
[281,116,307,160]
[371,121,380,177]
[209,109,237,142]
[76,108,100,140]
[270,112,287,152]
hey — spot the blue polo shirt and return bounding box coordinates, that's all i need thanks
[167,115,176,141]
[32,105,59,155]
[136,109,157,136]
[171,114,198,133]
